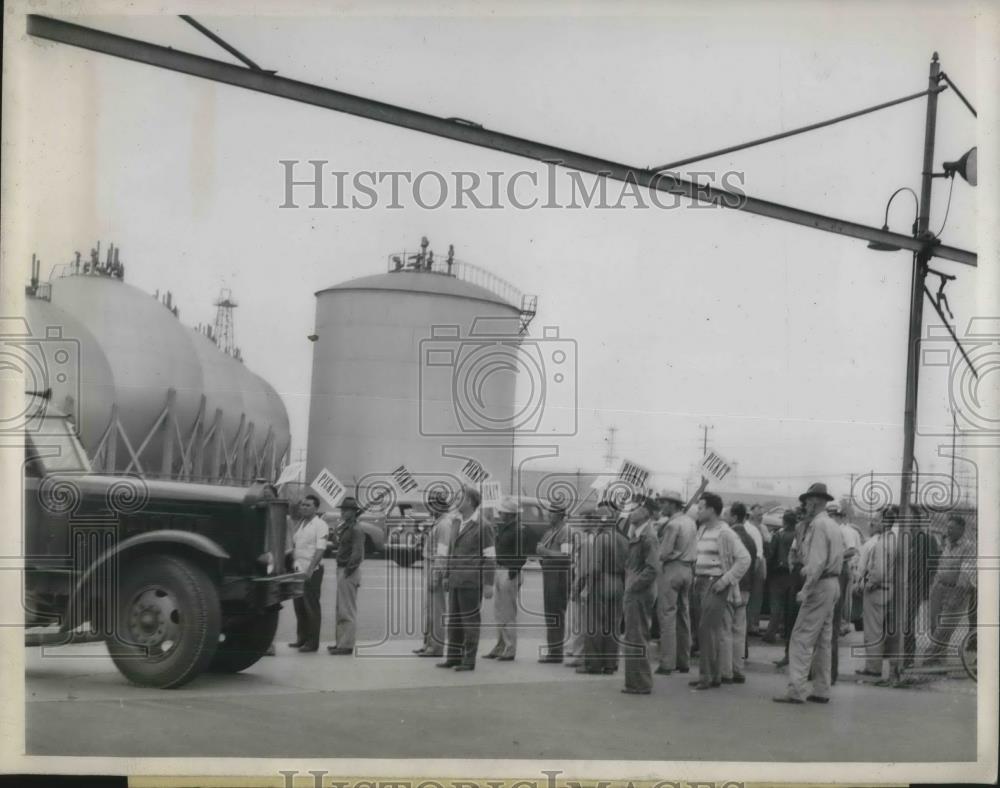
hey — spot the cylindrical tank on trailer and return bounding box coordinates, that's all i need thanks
[34,272,291,481]
[23,296,116,453]
[48,275,205,470]
[307,270,525,501]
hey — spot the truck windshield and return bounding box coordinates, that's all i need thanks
[26,417,92,474]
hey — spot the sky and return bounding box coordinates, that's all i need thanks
[5,0,994,502]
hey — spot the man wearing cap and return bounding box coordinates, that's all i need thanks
[654,489,698,675]
[924,514,975,665]
[327,496,365,655]
[690,492,751,690]
[484,496,526,661]
[536,501,572,663]
[438,486,495,671]
[621,497,661,694]
[414,491,455,658]
[287,495,328,653]
[774,483,845,704]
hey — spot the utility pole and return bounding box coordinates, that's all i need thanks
[698,424,714,456]
[893,51,941,684]
[603,427,618,470]
[899,52,940,518]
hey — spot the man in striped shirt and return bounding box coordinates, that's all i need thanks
[690,492,751,690]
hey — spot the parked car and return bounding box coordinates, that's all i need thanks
[762,505,788,531]
[23,406,303,688]
[321,510,387,559]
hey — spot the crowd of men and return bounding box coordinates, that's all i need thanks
[276,480,978,703]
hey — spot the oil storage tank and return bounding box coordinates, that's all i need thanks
[308,260,534,503]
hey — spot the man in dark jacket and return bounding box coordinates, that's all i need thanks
[438,486,495,671]
[575,504,628,675]
[622,497,661,694]
[327,496,365,655]
[763,510,798,644]
[536,501,572,663]
[484,496,526,661]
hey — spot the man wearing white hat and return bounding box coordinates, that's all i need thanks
[774,483,845,704]
[483,496,526,661]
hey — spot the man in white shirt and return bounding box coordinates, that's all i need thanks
[856,505,897,677]
[414,491,454,658]
[287,495,328,653]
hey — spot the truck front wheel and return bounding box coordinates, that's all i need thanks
[209,608,280,673]
[107,555,221,689]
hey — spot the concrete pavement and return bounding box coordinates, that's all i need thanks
[25,558,977,760]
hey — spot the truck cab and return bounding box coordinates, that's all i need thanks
[22,407,303,688]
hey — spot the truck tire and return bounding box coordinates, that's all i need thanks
[209,608,280,673]
[107,555,221,689]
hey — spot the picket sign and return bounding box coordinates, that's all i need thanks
[460,458,490,484]
[389,464,419,496]
[481,480,503,507]
[700,450,734,484]
[311,468,347,509]
[617,459,652,490]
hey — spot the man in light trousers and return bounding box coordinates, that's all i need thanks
[413,491,455,658]
[484,496,526,661]
[654,490,697,675]
[327,496,365,655]
[774,483,845,704]
[856,505,896,677]
[690,492,751,690]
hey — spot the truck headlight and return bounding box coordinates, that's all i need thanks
[257,551,274,575]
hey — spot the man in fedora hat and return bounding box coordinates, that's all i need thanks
[654,489,698,675]
[536,499,572,663]
[774,483,845,704]
[288,494,328,653]
[483,495,526,661]
[327,496,365,655]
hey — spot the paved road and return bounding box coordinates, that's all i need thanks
[26,558,977,760]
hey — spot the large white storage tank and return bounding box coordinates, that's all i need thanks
[308,269,527,501]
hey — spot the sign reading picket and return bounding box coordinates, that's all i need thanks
[460,458,490,484]
[481,480,503,507]
[617,459,651,490]
[700,450,734,484]
[311,468,346,509]
[390,464,418,495]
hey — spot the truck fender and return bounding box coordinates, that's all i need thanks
[66,530,230,631]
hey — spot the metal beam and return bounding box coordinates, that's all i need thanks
[26,14,976,268]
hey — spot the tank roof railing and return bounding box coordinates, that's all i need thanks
[386,251,524,308]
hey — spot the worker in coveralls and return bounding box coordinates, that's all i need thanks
[774,483,845,704]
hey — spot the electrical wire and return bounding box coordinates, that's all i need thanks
[933,175,956,239]
[649,86,947,172]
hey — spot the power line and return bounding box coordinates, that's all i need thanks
[649,86,946,172]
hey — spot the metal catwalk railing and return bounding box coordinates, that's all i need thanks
[386,252,523,308]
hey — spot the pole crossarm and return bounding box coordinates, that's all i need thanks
[25,14,977,268]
